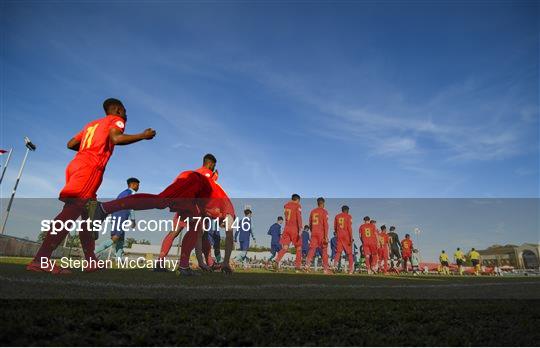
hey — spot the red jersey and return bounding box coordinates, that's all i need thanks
[334,212,352,242]
[379,231,389,247]
[401,238,413,254]
[72,115,125,169]
[196,168,235,219]
[309,207,328,237]
[284,201,302,233]
[359,222,378,245]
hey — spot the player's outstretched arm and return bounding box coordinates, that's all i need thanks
[109,127,156,145]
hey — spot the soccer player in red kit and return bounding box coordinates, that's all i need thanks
[378,225,390,274]
[359,216,379,274]
[305,197,330,274]
[333,205,354,274]
[27,98,156,273]
[155,170,225,273]
[401,234,414,273]
[275,194,303,270]
[88,154,236,273]
[176,170,235,275]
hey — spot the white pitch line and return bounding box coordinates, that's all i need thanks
[1,275,539,291]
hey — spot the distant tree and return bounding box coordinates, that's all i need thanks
[38,231,80,248]
[125,237,137,248]
[138,239,151,245]
[37,231,48,243]
[65,234,81,248]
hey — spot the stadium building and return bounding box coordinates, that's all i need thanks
[478,243,540,270]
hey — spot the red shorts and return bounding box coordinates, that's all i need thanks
[280,228,300,247]
[309,233,327,248]
[336,239,352,254]
[59,160,104,200]
[362,243,378,257]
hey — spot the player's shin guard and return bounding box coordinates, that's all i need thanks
[179,229,197,268]
[294,246,302,269]
[159,232,176,259]
[305,248,316,269]
[275,247,287,265]
[79,229,97,262]
[33,203,83,263]
[203,238,213,266]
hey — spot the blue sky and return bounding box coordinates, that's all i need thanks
[1,1,539,259]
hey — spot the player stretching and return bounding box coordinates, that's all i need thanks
[333,205,354,274]
[304,197,330,274]
[378,225,390,274]
[274,194,303,271]
[401,234,413,273]
[359,216,379,274]
[27,98,156,273]
[87,154,236,274]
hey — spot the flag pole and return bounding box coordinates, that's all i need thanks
[0,148,13,187]
[1,138,36,235]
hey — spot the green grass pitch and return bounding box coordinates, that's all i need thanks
[1,258,539,345]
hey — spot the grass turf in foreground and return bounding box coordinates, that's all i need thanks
[0,299,539,346]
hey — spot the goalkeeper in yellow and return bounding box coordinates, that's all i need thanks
[439,250,450,275]
[454,247,466,275]
[469,248,481,276]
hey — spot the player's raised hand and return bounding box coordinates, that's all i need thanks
[143,128,156,139]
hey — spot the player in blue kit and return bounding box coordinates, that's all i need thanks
[267,216,283,263]
[301,225,311,260]
[235,209,256,266]
[95,178,139,258]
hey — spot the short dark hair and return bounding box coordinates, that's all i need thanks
[457,247,460,250]
[363,216,370,222]
[341,205,349,212]
[389,226,395,231]
[317,197,325,205]
[304,225,310,230]
[380,225,386,231]
[103,98,124,113]
[442,250,445,253]
[291,193,300,201]
[405,233,410,238]
[370,220,376,224]
[277,216,283,221]
[244,209,252,216]
[472,248,475,251]
[127,177,140,185]
[203,153,217,164]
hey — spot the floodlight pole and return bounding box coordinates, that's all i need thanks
[1,138,36,235]
[0,148,13,186]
